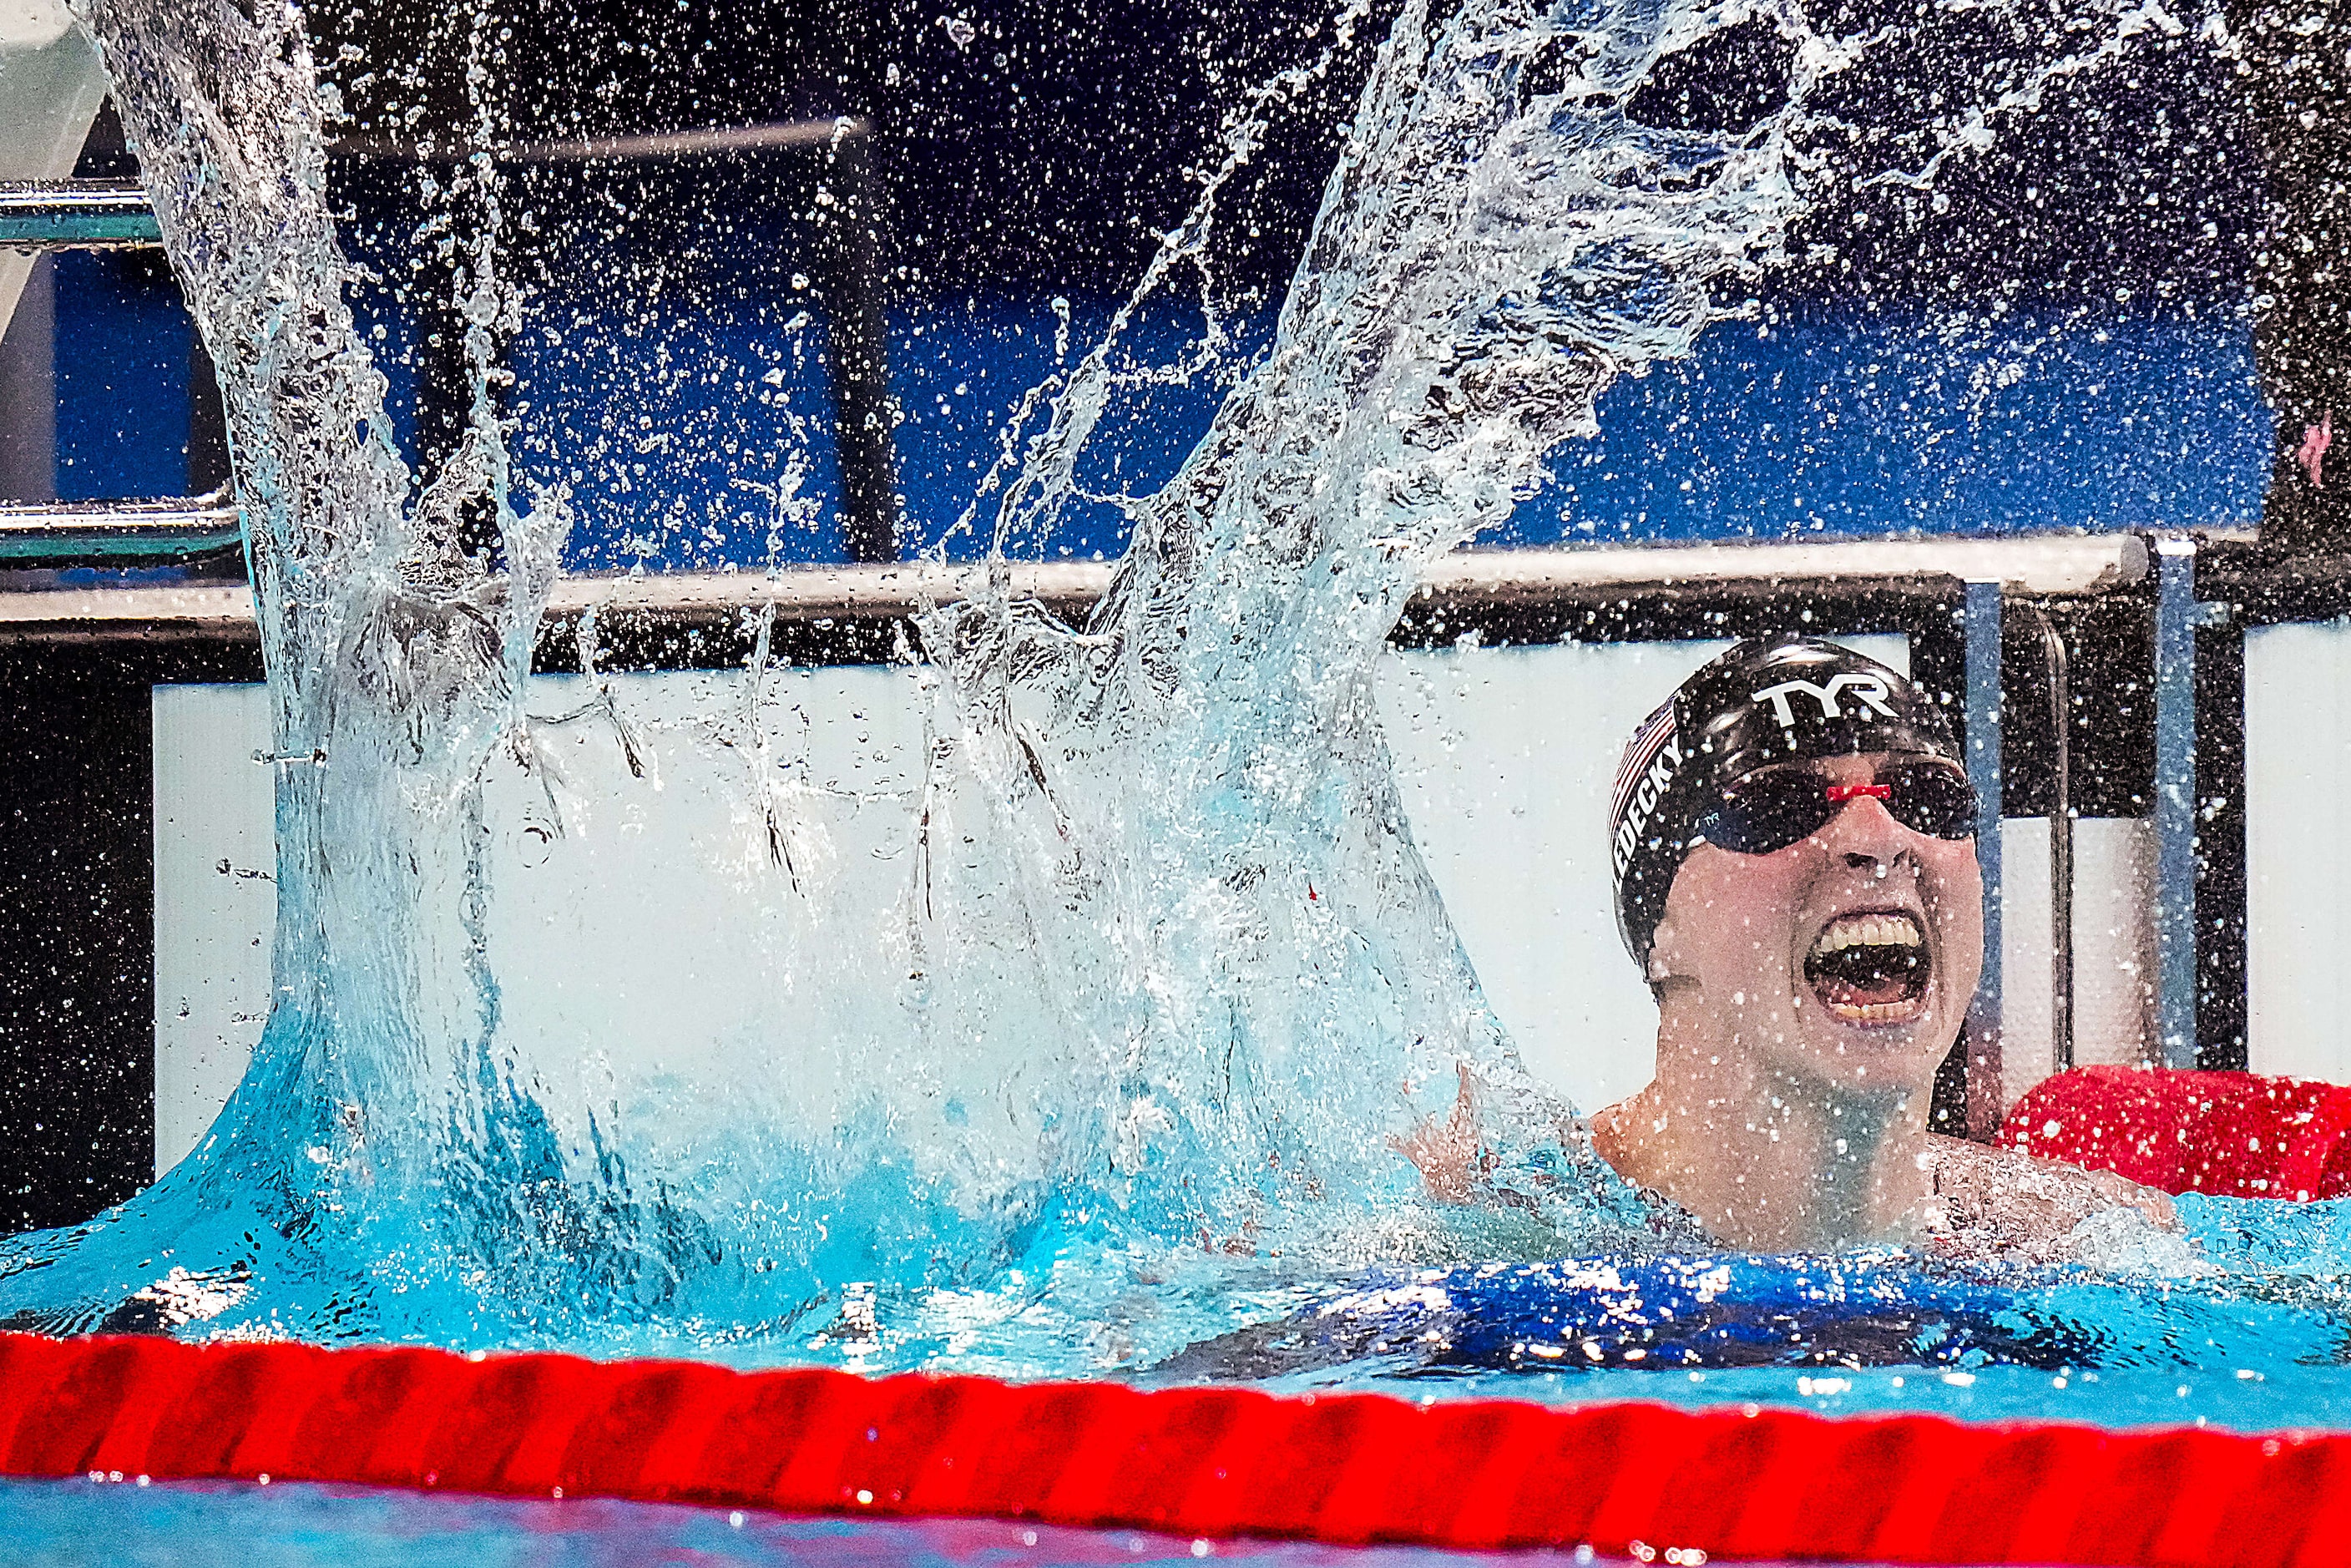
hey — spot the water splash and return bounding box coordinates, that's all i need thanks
[904,0,1833,1260]
[0,0,622,1338]
[6,0,2335,1414]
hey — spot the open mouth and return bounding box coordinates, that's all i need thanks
[1803,910,1930,1025]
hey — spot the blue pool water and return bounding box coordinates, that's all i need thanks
[1207,1222,2351,1435]
[0,1478,1608,1568]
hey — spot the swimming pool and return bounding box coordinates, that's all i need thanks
[8,0,2351,1561]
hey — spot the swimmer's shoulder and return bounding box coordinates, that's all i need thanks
[1569,1100,1713,1247]
[1580,1093,1648,1182]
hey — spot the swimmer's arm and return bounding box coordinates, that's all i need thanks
[1924,1134,2178,1243]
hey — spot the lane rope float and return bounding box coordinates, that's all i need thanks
[3,1331,2348,1566]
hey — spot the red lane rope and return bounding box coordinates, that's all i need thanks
[2003,1067,2351,1200]
[4,1333,2351,1565]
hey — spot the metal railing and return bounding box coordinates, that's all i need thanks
[3,178,223,564]
[0,491,237,562]
[0,519,2293,1141]
[0,179,160,248]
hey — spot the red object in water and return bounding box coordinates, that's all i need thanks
[2301,410,2334,491]
[5,1332,2351,1565]
[2001,1065,2351,1201]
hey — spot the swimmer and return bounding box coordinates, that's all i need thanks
[1404,635,2175,1257]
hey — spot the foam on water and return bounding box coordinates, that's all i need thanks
[6,0,2351,1434]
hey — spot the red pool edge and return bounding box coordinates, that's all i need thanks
[0,1332,2343,1566]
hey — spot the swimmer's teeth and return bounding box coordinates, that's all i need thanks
[1807,911,1924,959]
[1825,999,1919,1023]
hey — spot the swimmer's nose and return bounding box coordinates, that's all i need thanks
[1814,787,1911,870]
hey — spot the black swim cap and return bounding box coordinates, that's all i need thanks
[1607,635,1965,969]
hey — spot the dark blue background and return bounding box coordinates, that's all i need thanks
[32,0,2282,567]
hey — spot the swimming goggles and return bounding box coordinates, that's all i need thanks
[1691,759,1978,856]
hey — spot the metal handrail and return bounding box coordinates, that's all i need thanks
[0,182,219,566]
[0,491,240,562]
[0,180,161,250]
[0,122,881,251]
[333,116,877,166]
[2020,602,2075,1075]
[0,531,2152,636]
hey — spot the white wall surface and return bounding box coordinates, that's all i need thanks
[151,682,277,1176]
[1381,637,1910,1110]
[1995,816,2156,1110]
[155,635,1934,1176]
[1383,639,1727,1110]
[154,665,930,1176]
[2247,620,2351,1083]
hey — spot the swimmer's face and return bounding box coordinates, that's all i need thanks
[1647,751,1983,1100]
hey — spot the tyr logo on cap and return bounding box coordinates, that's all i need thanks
[1751,673,1898,727]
